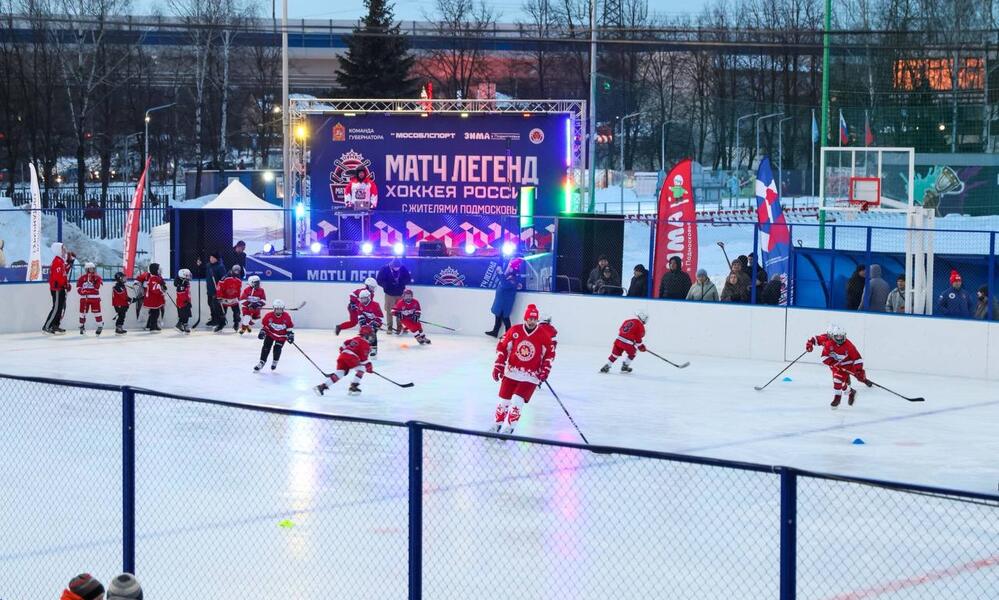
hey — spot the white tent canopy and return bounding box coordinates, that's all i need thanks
[150,180,285,274]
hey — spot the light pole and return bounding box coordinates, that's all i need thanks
[660,119,682,170]
[777,116,792,205]
[735,112,759,170]
[119,132,142,199]
[618,111,643,213]
[586,0,597,213]
[756,112,784,159]
[144,103,176,204]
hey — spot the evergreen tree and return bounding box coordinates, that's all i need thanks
[335,0,417,98]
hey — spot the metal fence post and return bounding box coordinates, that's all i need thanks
[122,386,136,574]
[171,208,181,275]
[646,216,656,298]
[828,226,838,308]
[751,224,759,304]
[780,467,797,600]
[57,208,63,243]
[551,216,560,293]
[989,233,996,321]
[291,207,298,260]
[408,422,423,600]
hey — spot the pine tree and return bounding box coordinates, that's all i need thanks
[335,0,417,98]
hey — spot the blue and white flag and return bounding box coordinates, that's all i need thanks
[754,157,791,305]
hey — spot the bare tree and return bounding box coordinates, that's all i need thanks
[419,0,498,99]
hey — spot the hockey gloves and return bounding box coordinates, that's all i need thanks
[286,331,294,344]
[492,363,504,382]
[805,338,815,352]
[538,367,550,383]
[637,344,647,352]
[258,329,266,340]
[365,362,374,374]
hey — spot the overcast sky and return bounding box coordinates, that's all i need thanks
[137,0,698,22]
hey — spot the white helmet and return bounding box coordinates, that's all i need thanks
[364,277,377,289]
[272,299,286,310]
[636,310,649,324]
[178,268,192,280]
[248,275,261,287]
[358,289,372,300]
[827,324,846,342]
[84,261,96,272]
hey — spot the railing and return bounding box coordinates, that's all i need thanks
[2,372,997,599]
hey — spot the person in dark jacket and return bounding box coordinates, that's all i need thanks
[974,285,999,321]
[593,266,623,295]
[199,252,227,327]
[224,240,247,275]
[729,259,750,287]
[627,264,649,297]
[752,267,767,303]
[658,256,692,299]
[759,273,784,305]
[587,255,619,293]
[845,264,866,310]
[720,272,751,303]
[936,269,974,318]
[860,264,891,311]
[376,257,412,333]
[486,256,524,337]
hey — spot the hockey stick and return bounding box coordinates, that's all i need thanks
[646,350,689,369]
[717,241,732,268]
[261,301,307,311]
[419,319,458,332]
[290,342,332,378]
[544,381,589,444]
[371,370,414,388]
[192,279,202,329]
[754,350,808,391]
[868,380,925,402]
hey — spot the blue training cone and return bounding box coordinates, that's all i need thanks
[852,438,865,445]
[782,376,793,382]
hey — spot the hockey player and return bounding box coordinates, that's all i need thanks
[539,314,558,349]
[491,304,557,435]
[806,324,872,407]
[214,266,243,332]
[174,269,193,333]
[239,275,266,334]
[600,311,649,374]
[314,324,375,396]
[344,166,379,209]
[356,289,384,356]
[255,299,294,372]
[111,272,132,334]
[135,263,166,332]
[391,288,430,345]
[76,262,104,335]
[335,277,378,335]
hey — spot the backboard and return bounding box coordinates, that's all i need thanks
[819,147,915,213]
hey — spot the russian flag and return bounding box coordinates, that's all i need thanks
[839,111,849,145]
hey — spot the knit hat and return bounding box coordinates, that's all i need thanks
[66,573,105,600]
[696,268,707,277]
[106,573,143,600]
[524,304,539,321]
[950,269,962,284]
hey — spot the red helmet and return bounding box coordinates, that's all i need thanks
[359,324,374,337]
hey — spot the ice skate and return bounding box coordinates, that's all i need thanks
[232,322,239,332]
[270,360,279,371]
[176,323,186,333]
[501,424,515,435]
[79,325,85,335]
[369,346,378,358]
[115,326,127,335]
[335,324,342,336]
[417,334,430,345]
[831,394,842,408]
[621,363,633,373]
[214,322,225,333]
[253,361,265,372]
[348,382,362,396]
[848,389,857,406]
[95,325,102,336]
[599,363,611,373]
[314,383,329,396]
[54,327,66,333]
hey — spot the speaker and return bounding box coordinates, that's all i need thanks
[327,240,358,256]
[418,240,446,257]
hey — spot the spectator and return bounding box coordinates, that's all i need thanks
[376,257,412,333]
[737,255,749,275]
[846,264,866,310]
[225,240,247,275]
[198,252,227,327]
[886,275,906,313]
[936,269,974,318]
[686,269,719,301]
[593,266,623,295]
[106,573,143,599]
[747,254,766,281]
[759,273,784,305]
[587,255,618,293]
[975,286,999,321]
[626,264,649,297]
[62,573,104,600]
[860,263,890,312]
[752,267,767,303]
[720,272,751,303]
[43,242,75,334]
[658,256,692,299]
[486,255,524,337]
[729,259,750,287]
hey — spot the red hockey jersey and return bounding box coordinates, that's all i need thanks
[112,282,131,308]
[345,178,378,208]
[49,255,69,292]
[216,276,242,305]
[496,323,557,384]
[262,311,295,343]
[240,286,266,309]
[76,273,103,297]
[391,298,421,322]
[340,335,372,364]
[136,272,165,309]
[616,318,646,347]
[175,279,191,307]
[356,300,384,329]
[348,286,373,311]
[810,333,864,374]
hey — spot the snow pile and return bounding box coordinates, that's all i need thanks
[0,198,122,268]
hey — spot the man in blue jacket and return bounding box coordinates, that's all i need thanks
[936,269,974,318]
[376,257,411,333]
[199,252,227,327]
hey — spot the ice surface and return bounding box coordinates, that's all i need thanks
[2,328,998,598]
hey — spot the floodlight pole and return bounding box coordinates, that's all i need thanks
[735,112,758,170]
[586,0,597,213]
[818,0,832,248]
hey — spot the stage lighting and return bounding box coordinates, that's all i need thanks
[295,202,305,218]
[392,242,405,256]
[360,241,374,255]
[310,241,322,254]
[263,243,274,254]
[501,241,516,257]
[464,243,475,255]
[261,170,275,182]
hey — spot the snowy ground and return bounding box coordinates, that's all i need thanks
[3,327,998,598]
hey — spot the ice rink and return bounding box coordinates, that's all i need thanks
[3,326,998,598]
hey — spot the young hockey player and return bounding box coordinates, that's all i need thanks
[335,277,378,335]
[539,314,558,349]
[313,324,375,396]
[239,275,266,334]
[255,299,294,372]
[391,288,429,345]
[491,304,558,435]
[75,262,104,335]
[111,272,132,334]
[214,266,243,332]
[135,263,165,332]
[806,324,872,407]
[600,311,649,374]
[174,269,193,333]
